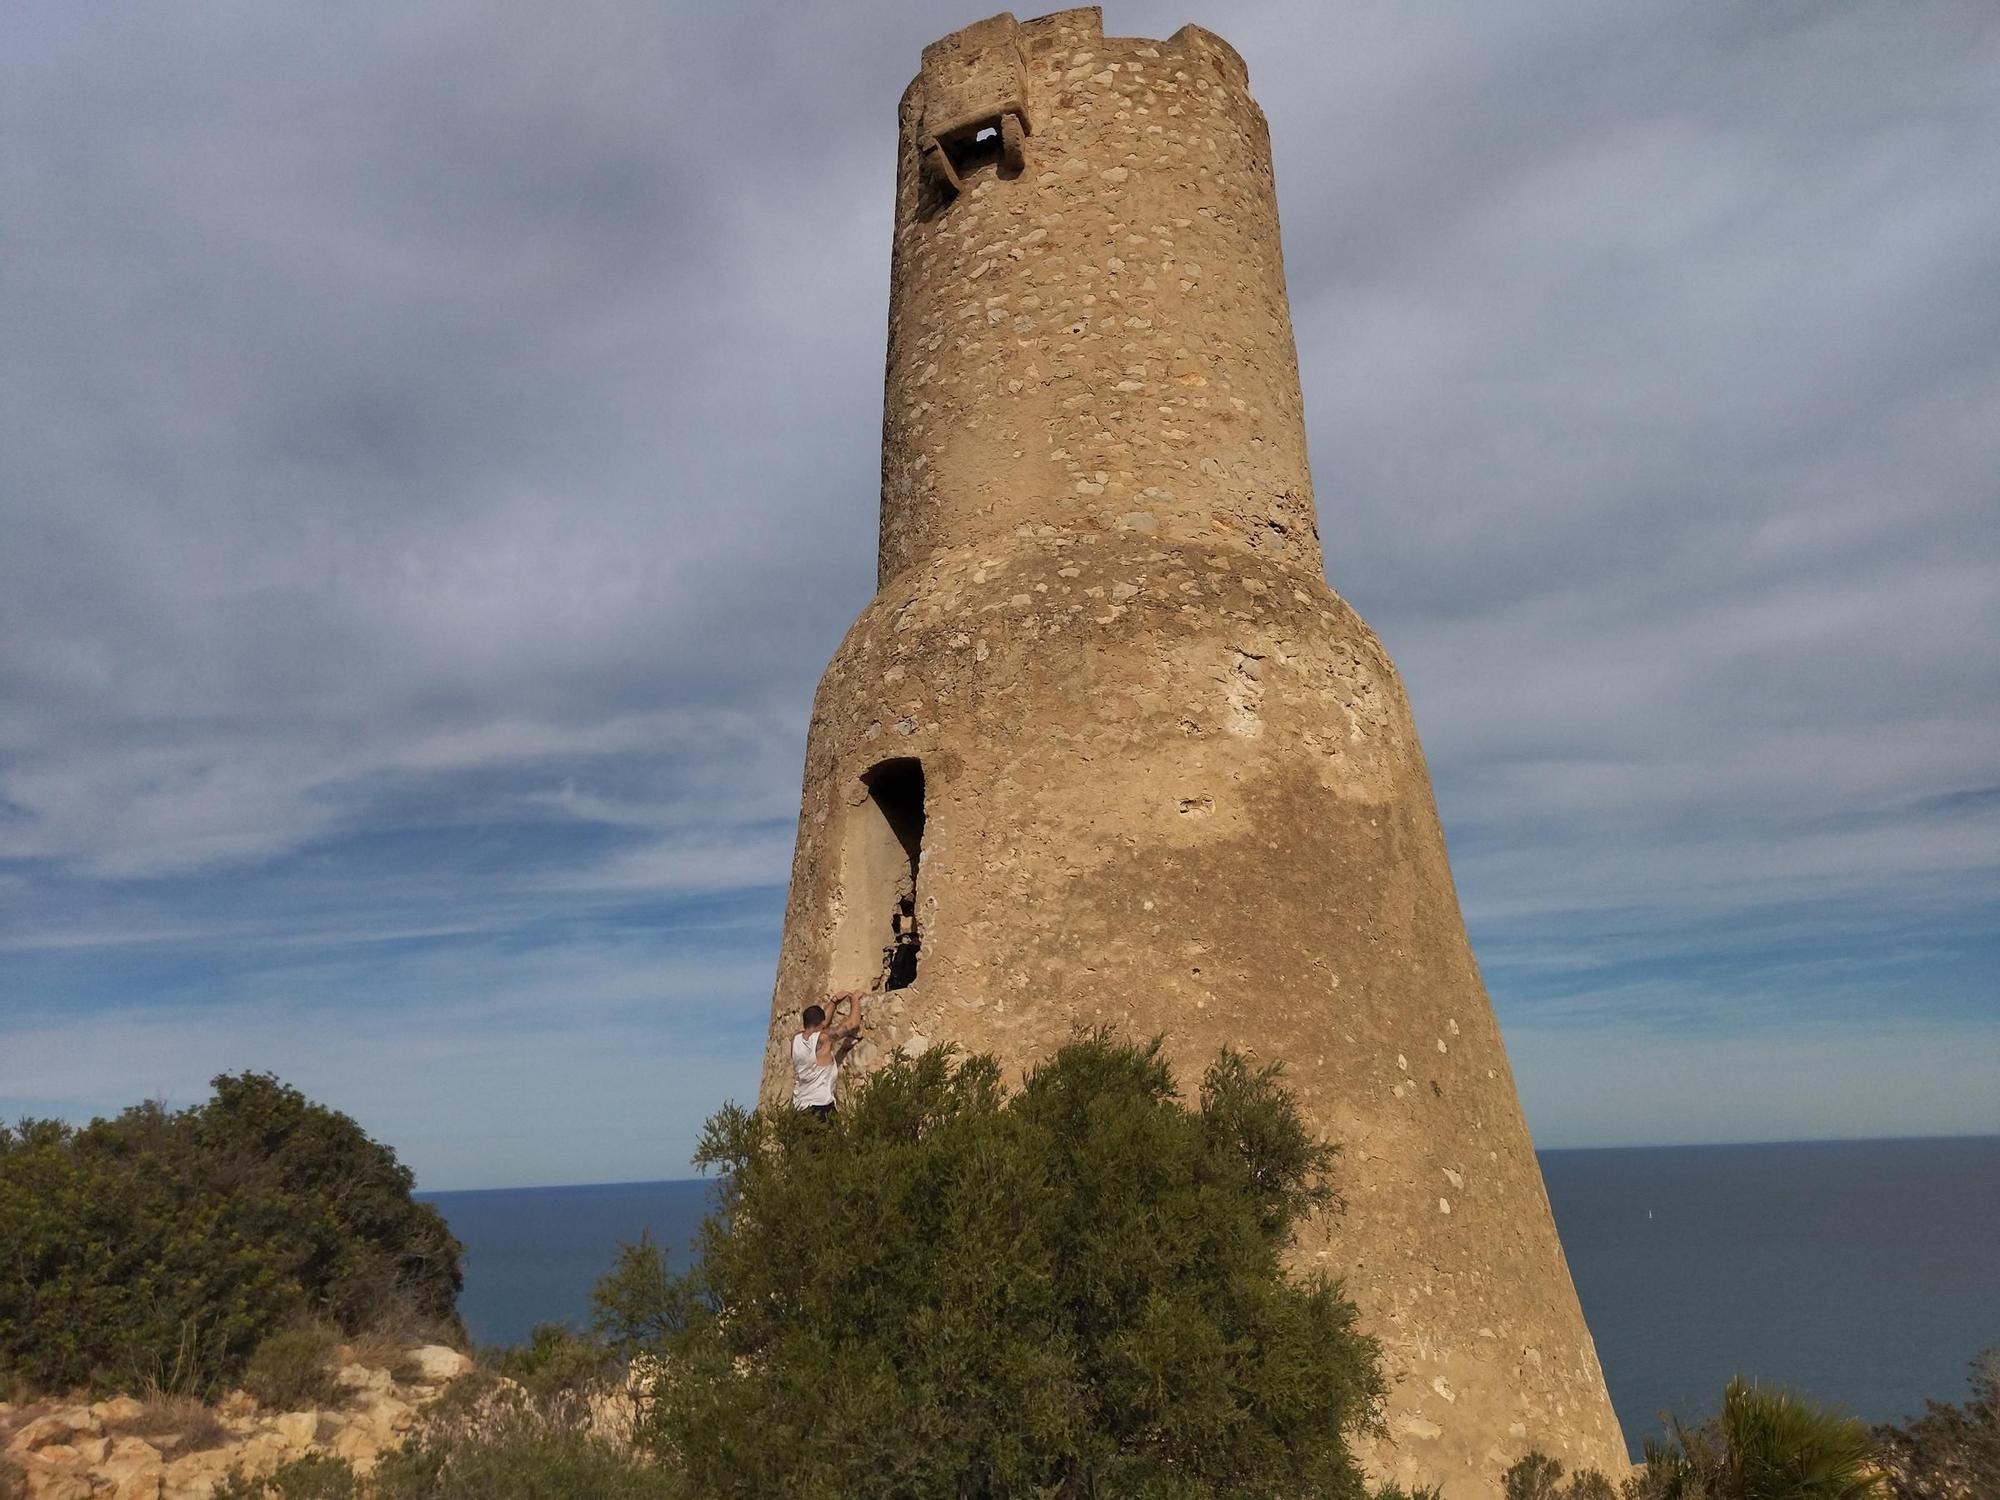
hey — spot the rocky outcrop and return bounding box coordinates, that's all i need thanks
[0,1345,475,1500]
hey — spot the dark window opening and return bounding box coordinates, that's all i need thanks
[939,121,1004,181]
[831,759,925,993]
[919,111,1027,216]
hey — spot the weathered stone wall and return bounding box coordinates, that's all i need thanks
[880,8,1318,584]
[760,10,1629,1495]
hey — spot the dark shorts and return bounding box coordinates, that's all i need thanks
[803,1103,836,1120]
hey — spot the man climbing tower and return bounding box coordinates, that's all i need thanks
[791,991,864,1117]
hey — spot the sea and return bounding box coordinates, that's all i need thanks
[421,1135,2000,1456]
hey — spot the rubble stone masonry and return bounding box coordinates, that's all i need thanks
[758,10,1629,1494]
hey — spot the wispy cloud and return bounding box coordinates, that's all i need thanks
[3,0,1996,1182]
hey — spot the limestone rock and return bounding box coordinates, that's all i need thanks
[7,1408,100,1455]
[15,1453,95,1500]
[233,1431,290,1476]
[328,1422,383,1473]
[161,1446,235,1500]
[407,1344,473,1382]
[335,1363,392,1396]
[100,1435,162,1472]
[355,1393,412,1443]
[99,1437,165,1500]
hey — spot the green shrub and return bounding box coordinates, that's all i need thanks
[1873,1347,2000,1500]
[1504,1451,1618,1500]
[0,1073,461,1397]
[371,1373,679,1499]
[372,1428,679,1500]
[213,1453,360,1500]
[487,1323,615,1405]
[1629,1378,1880,1500]
[596,1032,1387,1500]
[112,1394,231,1452]
[242,1325,342,1411]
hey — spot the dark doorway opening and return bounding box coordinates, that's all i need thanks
[832,759,925,993]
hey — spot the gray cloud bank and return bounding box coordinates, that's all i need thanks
[3,1,1996,1181]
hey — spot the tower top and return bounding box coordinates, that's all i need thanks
[878,8,1323,585]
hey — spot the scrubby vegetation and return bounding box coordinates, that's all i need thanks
[117,1391,235,1452]
[1508,1376,1888,1500]
[1873,1347,2000,1500]
[216,1453,362,1500]
[214,1360,676,1500]
[485,1322,617,1415]
[592,1032,1387,1499]
[0,1072,461,1397]
[242,1325,344,1412]
[8,1051,1991,1500]
[1504,1450,1619,1500]
[1625,1378,1879,1500]
[367,1377,674,1500]
[217,1033,1412,1500]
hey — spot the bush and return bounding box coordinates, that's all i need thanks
[242,1325,342,1411]
[373,1428,680,1500]
[487,1323,615,1405]
[596,1032,1387,1499]
[0,1073,461,1397]
[1873,1347,2000,1500]
[214,1454,360,1500]
[116,1393,232,1453]
[1628,1378,1880,1500]
[1505,1452,1618,1500]
[371,1372,679,1499]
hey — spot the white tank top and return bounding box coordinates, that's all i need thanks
[792,1030,837,1108]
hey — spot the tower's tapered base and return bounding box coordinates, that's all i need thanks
[760,527,1628,1496]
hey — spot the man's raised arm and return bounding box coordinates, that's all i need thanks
[814,991,865,1065]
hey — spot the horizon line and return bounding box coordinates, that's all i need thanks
[414,1129,2000,1196]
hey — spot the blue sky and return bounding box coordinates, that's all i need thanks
[4,1,1996,1189]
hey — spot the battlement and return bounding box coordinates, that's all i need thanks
[903,11,1248,197]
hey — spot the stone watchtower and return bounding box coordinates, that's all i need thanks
[759,9,1628,1494]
